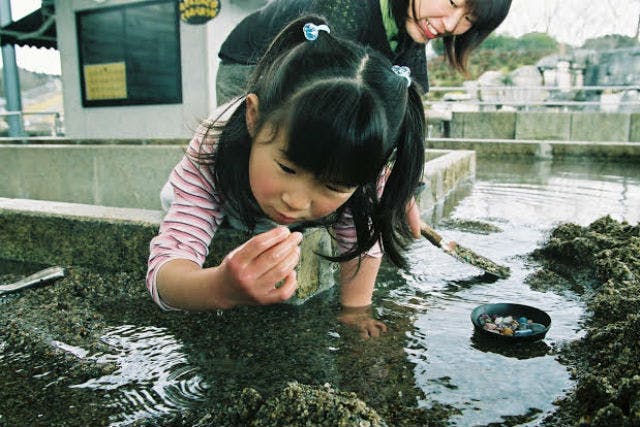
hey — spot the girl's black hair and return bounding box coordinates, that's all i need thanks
[389,0,512,74]
[200,15,426,269]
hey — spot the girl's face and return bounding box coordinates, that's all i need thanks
[405,0,475,43]
[248,124,356,225]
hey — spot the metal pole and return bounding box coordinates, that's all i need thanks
[0,0,25,137]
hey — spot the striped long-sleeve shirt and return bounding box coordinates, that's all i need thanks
[146,121,383,310]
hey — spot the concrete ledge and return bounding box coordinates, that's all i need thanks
[0,198,160,278]
[630,113,640,142]
[451,111,516,139]
[0,198,334,304]
[426,138,640,159]
[515,112,571,140]
[420,149,475,210]
[448,111,640,143]
[571,112,630,142]
[0,144,185,210]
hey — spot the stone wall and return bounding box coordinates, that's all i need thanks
[449,111,640,142]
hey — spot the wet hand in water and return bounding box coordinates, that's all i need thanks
[218,226,303,307]
[339,305,388,339]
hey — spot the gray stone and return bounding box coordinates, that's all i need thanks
[516,112,571,140]
[451,112,516,139]
[571,112,630,142]
[630,113,640,142]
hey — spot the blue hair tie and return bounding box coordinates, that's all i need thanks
[303,22,330,41]
[392,65,411,87]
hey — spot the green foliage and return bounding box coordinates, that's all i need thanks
[482,32,558,53]
[427,32,559,87]
[581,34,640,50]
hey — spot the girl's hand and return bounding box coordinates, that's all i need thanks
[217,226,303,307]
[339,305,388,339]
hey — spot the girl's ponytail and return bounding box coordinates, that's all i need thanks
[376,82,426,268]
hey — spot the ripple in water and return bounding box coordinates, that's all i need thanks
[70,324,208,426]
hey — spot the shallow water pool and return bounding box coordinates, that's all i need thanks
[384,158,640,426]
[1,158,639,426]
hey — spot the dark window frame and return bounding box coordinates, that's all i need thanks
[76,0,182,107]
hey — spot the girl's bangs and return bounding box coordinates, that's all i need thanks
[282,82,388,187]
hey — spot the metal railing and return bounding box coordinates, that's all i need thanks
[0,110,64,137]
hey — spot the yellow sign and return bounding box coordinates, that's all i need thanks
[83,62,127,101]
[180,0,220,24]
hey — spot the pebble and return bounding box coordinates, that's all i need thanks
[478,313,546,337]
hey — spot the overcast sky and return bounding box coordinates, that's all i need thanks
[497,0,640,46]
[3,0,640,75]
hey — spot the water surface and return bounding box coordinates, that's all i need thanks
[393,158,640,426]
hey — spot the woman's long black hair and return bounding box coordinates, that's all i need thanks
[199,15,426,269]
[389,0,512,74]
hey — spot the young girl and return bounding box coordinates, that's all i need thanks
[216,0,512,104]
[147,16,426,338]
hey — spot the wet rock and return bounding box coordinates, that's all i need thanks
[575,374,615,414]
[590,403,627,427]
[531,216,640,427]
[184,382,387,427]
[253,382,386,427]
[439,218,503,235]
[524,268,580,294]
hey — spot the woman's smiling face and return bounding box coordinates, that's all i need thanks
[405,0,475,43]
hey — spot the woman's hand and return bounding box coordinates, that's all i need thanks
[216,226,303,307]
[339,305,387,338]
[406,196,421,238]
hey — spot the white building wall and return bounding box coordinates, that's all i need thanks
[55,0,259,139]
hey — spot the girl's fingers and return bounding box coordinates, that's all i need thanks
[252,232,302,278]
[366,320,388,337]
[222,228,302,304]
[236,226,292,263]
[257,243,301,286]
[224,227,293,280]
[266,270,298,303]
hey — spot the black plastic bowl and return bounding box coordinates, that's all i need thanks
[471,303,551,342]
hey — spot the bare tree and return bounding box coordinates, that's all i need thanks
[500,0,640,46]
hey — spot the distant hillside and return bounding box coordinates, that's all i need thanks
[0,68,62,136]
[427,32,640,88]
[427,32,560,87]
[0,68,58,97]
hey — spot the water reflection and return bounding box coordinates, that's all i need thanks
[470,332,552,359]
